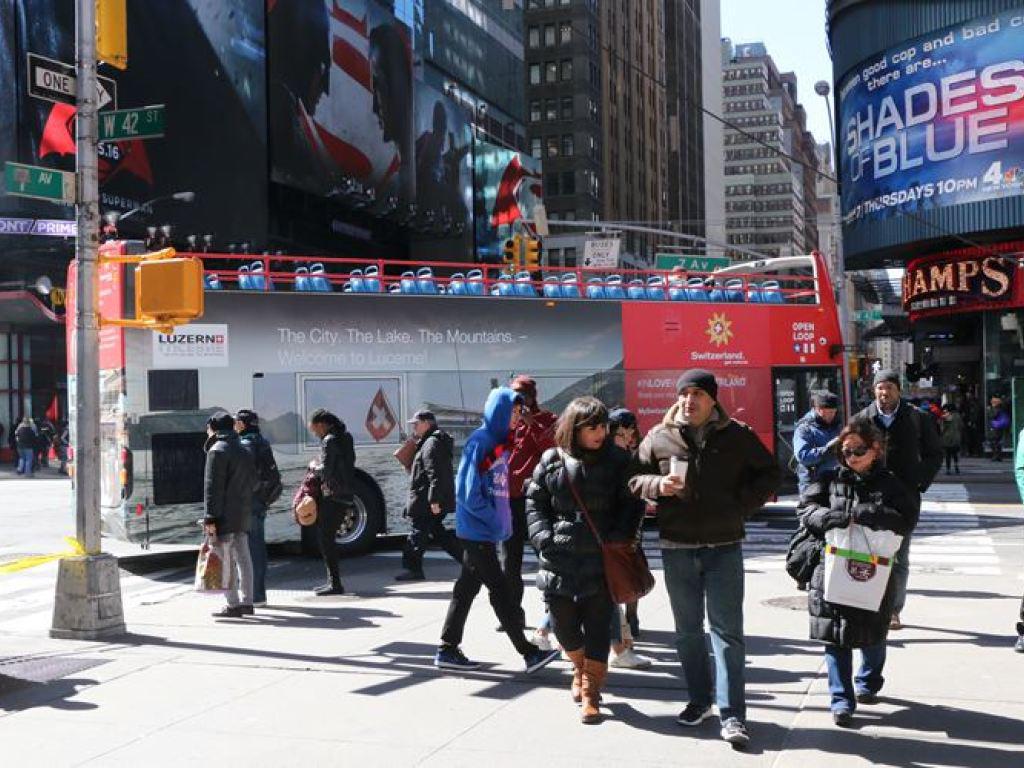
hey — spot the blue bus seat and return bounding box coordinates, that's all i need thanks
[362,265,382,293]
[514,271,537,297]
[417,266,437,295]
[560,272,581,299]
[466,268,485,296]
[605,274,626,300]
[627,278,646,300]
[542,275,561,298]
[585,276,606,300]
[309,263,332,292]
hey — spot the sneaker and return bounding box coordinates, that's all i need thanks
[212,605,245,618]
[675,702,713,726]
[1015,635,1024,653]
[524,647,561,674]
[394,570,426,582]
[434,646,483,671]
[531,629,554,652]
[720,717,750,747]
[855,690,879,704]
[238,604,254,616]
[609,648,654,670]
[832,710,853,727]
[315,583,345,596]
[889,613,902,630]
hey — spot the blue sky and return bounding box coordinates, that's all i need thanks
[720,0,835,150]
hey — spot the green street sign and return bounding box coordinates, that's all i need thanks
[99,104,165,142]
[655,254,731,271]
[3,161,75,204]
[853,309,884,323]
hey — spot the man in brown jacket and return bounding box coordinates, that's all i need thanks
[629,369,779,748]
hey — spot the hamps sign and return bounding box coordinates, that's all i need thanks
[152,324,229,368]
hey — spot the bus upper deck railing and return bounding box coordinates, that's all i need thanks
[181,252,823,306]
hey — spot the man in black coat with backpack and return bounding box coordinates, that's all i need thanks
[236,410,282,607]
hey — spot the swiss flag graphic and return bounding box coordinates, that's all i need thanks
[365,387,397,443]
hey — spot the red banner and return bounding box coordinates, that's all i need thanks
[65,248,126,376]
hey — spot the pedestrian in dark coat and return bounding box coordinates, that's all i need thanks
[396,410,462,580]
[798,417,917,725]
[308,408,356,596]
[202,412,258,618]
[856,368,941,629]
[793,390,841,495]
[14,418,38,477]
[528,396,643,723]
[236,409,281,607]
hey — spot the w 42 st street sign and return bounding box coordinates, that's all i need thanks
[98,105,165,142]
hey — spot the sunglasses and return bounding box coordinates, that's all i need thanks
[842,446,871,458]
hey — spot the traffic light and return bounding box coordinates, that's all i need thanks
[503,235,522,266]
[524,237,542,269]
[96,0,128,70]
[135,257,204,332]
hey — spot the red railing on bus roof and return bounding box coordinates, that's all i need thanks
[179,252,824,306]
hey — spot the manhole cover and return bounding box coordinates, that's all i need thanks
[762,596,807,611]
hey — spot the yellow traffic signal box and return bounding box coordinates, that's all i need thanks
[135,257,204,327]
[525,237,542,269]
[97,0,128,70]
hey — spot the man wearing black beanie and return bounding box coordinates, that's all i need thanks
[629,368,780,747]
[857,368,941,629]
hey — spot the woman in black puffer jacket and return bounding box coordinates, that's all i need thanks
[798,417,918,727]
[527,396,643,724]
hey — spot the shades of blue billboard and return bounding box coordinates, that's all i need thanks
[838,8,1024,225]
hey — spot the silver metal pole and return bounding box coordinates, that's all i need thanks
[75,0,101,555]
[51,0,124,640]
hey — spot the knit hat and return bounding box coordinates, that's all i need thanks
[510,375,537,399]
[608,408,637,429]
[872,369,901,389]
[676,369,718,400]
[811,390,839,409]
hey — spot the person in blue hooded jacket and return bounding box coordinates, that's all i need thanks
[435,387,561,674]
[793,390,841,496]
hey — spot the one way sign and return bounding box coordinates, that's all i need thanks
[26,53,117,110]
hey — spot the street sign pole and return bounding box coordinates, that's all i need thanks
[51,0,125,640]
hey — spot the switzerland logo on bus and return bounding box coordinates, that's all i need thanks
[365,388,397,442]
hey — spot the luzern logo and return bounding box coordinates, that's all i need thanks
[152,323,229,368]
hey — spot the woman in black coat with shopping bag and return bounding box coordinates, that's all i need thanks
[797,417,918,727]
[527,396,643,724]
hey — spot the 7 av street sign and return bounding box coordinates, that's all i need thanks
[3,162,75,204]
[98,105,165,142]
[27,52,117,110]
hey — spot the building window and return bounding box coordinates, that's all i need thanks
[545,99,557,120]
[560,96,573,119]
[559,22,572,44]
[564,246,577,266]
[529,64,541,85]
[531,137,543,158]
[545,61,557,83]
[544,24,555,47]
[561,170,576,194]
[528,26,540,49]
[562,134,574,156]
[546,172,560,196]
[560,59,573,81]
[546,136,559,157]
[530,100,541,122]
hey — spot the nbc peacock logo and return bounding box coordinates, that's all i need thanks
[705,312,734,347]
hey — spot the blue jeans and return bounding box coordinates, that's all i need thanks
[247,502,267,604]
[823,642,886,713]
[662,543,746,721]
[891,533,911,615]
[17,448,34,476]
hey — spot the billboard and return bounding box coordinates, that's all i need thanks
[413,82,472,235]
[473,141,543,261]
[268,0,415,206]
[838,8,1024,226]
[2,0,268,243]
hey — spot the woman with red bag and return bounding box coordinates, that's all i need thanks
[526,397,643,724]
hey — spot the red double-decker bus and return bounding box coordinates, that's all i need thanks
[67,247,844,554]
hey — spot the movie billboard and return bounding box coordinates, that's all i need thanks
[268,0,415,205]
[413,82,472,235]
[838,8,1024,226]
[2,0,268,242]
[473,141,543,261]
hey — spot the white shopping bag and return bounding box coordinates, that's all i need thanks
[194,535,233,594]
[823,523,903,612]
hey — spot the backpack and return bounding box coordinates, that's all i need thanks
[785,524,820,586]
[243,433,283,505]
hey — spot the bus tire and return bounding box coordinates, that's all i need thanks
[335,473,385,557]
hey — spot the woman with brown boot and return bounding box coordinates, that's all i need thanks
[527,397,643,723]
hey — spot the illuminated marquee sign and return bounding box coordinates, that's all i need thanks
[903,252,1017,315]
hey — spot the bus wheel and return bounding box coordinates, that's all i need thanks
[335,474,384,557]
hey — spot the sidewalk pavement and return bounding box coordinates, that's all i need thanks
[1,470,1022,766]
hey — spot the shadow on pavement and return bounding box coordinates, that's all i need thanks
[0,674,100,713]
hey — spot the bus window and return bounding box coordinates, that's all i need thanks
[148,370,199,412]
[151,432,207,505]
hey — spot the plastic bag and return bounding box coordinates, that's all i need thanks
[194,535,232,594]
[823,523,902,612]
